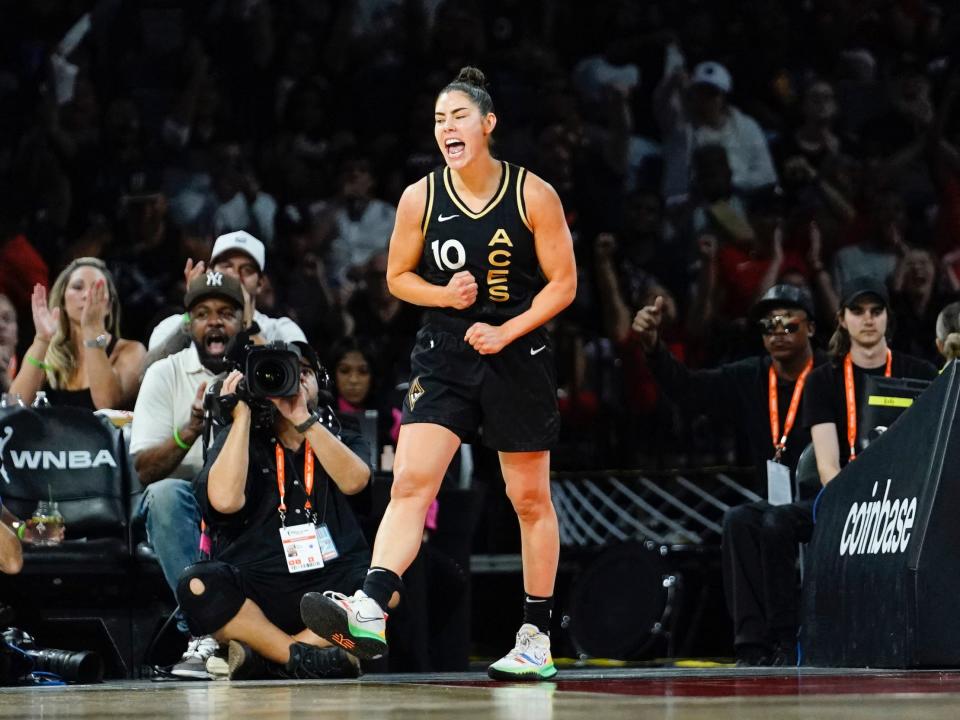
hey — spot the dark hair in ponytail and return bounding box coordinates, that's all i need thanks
[828,322,851,362]
[438,66,495,115]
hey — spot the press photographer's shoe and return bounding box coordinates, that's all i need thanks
[488,624,557,681]
[171,636,219,679]
[300,590,387,660]
[281,642,360,680]
[227,641,273,681]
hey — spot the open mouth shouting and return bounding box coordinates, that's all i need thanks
[445,137,466,160]
[204,328,229,357]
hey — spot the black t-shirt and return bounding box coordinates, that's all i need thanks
[194,413,371,581]
[649,345,829,478]
[801,352,938,468]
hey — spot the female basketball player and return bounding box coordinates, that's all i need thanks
[301,67,576,680]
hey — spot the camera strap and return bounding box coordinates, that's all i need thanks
[275,441,315,526]
[844,350,892,461]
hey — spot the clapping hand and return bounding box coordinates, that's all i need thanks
[80,278,110,337]
[30,284,60,343]
[184,258,206,286]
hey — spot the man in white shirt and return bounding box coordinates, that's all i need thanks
[148,231,306,351]
[656,60,778,204]
[329,158,396,293]
[131,271,245,678]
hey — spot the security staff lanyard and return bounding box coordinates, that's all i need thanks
[844,350,892,461]
[275,441,317,526]
[768,358,814,463]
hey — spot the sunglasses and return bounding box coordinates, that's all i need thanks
[758,316,803,335]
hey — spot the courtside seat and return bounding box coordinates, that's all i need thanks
[0,406,138,677]
[0,406,131,573]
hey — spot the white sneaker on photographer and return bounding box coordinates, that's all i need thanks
[171,636,219,679]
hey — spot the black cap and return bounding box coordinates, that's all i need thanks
[122,165,164,200]
[292,341,320,373]
[184,271,244,311]
[752,284,815,320]
[840,276,889,309]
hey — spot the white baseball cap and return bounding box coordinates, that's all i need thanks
[210,230,266,272]
[691,61,733,94]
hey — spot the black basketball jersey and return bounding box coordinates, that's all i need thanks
[418,161,542,323]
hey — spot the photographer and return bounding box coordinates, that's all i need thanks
[176,342,372,680]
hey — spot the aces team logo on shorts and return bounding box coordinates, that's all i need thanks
[407,377,426,411]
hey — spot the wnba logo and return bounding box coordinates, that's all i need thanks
[0,424,117,483]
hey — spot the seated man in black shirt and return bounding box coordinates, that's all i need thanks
[176,343,372,680]
[804,276,938,483]
[633,283,828,666]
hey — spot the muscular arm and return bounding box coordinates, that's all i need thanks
[498,174,577,343]
[206,406,251,515]
[811,422,842,486]
[386,179,452,307]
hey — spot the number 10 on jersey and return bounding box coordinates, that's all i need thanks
[431,239,466,270]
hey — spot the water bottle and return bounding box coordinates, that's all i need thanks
[30,500,65,546]
[32,391,50,408]
[380,445,395,473]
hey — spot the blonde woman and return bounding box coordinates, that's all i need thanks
[935,301,960,364]
[10,258,145,410]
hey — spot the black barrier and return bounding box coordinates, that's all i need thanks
[801,361,960,667]
[0,406,127,542]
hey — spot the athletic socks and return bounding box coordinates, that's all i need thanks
[362,567,404,612]
[523,594,553,635]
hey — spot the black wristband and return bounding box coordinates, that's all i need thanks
[295,410,320,434]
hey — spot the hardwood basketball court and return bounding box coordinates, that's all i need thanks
[4,667,960,719]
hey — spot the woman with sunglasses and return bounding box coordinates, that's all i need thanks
[802,276,937,485]
[633,282,827,665]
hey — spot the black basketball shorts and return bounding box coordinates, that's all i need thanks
[400,312,560,452]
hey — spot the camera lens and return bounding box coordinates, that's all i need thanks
[254,360,289,393]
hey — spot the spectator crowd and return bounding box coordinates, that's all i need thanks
[1,1,959,465]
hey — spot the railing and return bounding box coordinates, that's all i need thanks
[551,468,760,549]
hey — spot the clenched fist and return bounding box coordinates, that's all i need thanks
[445,270,478,310]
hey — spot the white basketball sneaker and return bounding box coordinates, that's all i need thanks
[300,589,388,660]
[488,624,557,681]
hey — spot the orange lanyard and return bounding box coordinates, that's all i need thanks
[844,350,892,461]
[768,358,814,462]
[275,441,314,522]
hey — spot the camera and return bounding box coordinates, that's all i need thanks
[204,338,307,429]
[1,628,103,684]
[243,343,303,399]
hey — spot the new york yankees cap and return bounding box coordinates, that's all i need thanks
[184,270,245,311]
